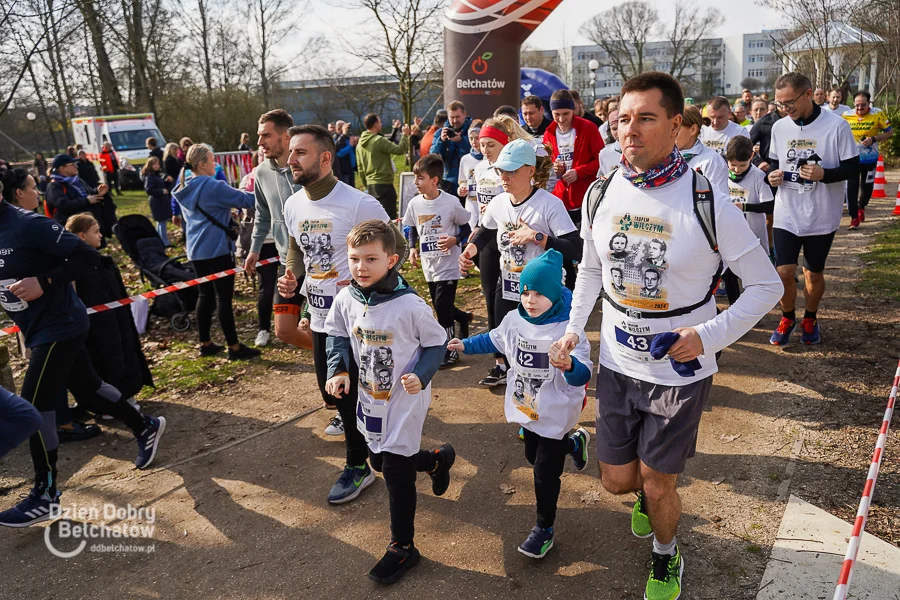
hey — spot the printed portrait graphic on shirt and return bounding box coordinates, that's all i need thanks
[297,219,338,279]
[499,221,527,273]
[608,213,672,310]
[354,326,395,401]
[783,139,818,191]
[512,374,542,421]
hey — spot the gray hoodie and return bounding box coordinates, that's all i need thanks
[251,158,302,264]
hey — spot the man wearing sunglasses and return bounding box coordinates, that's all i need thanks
[766,72,859,347]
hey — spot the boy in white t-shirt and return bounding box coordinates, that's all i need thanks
[325,219,455,585]
[722,136,775,303]
[449,249,592,560]
[404,154,472,367]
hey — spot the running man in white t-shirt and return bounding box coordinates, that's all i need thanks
[554,72,782,600]
[700,96,750,158]
[277,124,408,506]
[404,154,472,367]
[766,72,859,346]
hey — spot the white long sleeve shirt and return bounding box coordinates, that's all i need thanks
[566,169,783,386]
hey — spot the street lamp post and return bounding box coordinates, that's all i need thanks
[588,59,600,101]
[26,112,37,154]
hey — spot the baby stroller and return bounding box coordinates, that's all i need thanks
[113,214,197,332]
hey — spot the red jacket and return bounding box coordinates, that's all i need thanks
[543,116,604,211]
[99,149,118,173]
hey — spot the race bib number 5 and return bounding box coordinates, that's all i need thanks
[0,279,28,312]
[501,270,520,301]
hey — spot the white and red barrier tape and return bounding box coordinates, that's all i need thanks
[0,257,281,338]
[833,358,900,600]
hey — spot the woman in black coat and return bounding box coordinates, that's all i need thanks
[163,142,183,184]
[65,213,154,401]
[142,156,173,246]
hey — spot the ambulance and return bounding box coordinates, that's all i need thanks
[71,113,166,189]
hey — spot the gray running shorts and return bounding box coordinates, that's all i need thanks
[594,364,712,475]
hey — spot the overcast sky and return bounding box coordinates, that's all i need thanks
[290,0,788,78]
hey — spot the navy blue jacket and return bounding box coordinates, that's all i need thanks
[0,202,98,347]
[429,116,472,184]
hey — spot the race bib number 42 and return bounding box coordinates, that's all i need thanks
[515,337,552,380]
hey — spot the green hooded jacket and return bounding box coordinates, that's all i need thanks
[356,131,409,186]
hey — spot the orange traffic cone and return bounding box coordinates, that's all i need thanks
[892,182,900,216]
[873,156,887,199]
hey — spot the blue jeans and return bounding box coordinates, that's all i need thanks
[156,220,170,246]
[0,387,42,459]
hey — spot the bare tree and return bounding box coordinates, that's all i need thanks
[666,1,721,81]
[760,0,871,91]
[579,1,660,83]
[245,0,314,109]
[77,0,124,112]
[854,0,899,104]
[342,0,443,125]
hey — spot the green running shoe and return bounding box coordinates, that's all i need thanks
[645,546,683,600]
[632,491,653,538]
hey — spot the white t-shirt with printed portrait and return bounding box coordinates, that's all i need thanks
[282,181,391,333]
[402,190,471,282]
[700,121,750,157]
[481,188,577,301]
[769,109,859,236]
[727,165,773,254]
[489,310,592,440]
[576,170,765,385]
[325,288,448,457]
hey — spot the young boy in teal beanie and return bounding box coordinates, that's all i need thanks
[448,248,592,559]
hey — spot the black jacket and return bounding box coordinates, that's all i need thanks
[750,111,782,166]
[77,159,100,188]
[75,255,153,399]
[144,172,172,222]
[46,178,117,236]
[149,147,164,161]
[524,116,552,137]
[579,110,603,128]
[335,134,353,177]
[164,156,182,182]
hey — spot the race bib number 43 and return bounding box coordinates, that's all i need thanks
[614,325,656,362]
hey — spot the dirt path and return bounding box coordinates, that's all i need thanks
[1,177,899,599]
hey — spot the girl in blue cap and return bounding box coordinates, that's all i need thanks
[449,248,592,559]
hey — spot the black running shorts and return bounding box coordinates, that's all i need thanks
[773,228,836,273]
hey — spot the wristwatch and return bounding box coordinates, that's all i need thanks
[533,232,545,245]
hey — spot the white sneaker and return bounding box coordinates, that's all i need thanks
[324,415,344,436]
[255,330,271,347]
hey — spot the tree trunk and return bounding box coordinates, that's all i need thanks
[78,0,124,112]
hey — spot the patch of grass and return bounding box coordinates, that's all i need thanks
[745,544,762,553]
[859,219,900,302]
[113,189,153,218]
[137,340,248,397]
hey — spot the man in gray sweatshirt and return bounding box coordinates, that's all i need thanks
[243,109,310,349]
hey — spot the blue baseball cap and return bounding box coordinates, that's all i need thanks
[51,153,77,170]
[492,139,536,172]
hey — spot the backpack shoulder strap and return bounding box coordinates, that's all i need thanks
[691,170,718,253]
[586,165,618,227]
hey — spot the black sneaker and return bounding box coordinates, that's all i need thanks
[456,312,474,340]
[368,542,421,584]
[57,422,102,443]
[479,364,507,387]
[200,343,225,357]
[440,349,459,369]
[135,416,166,469]
[228,344,261,361]
[429,443,456,496]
